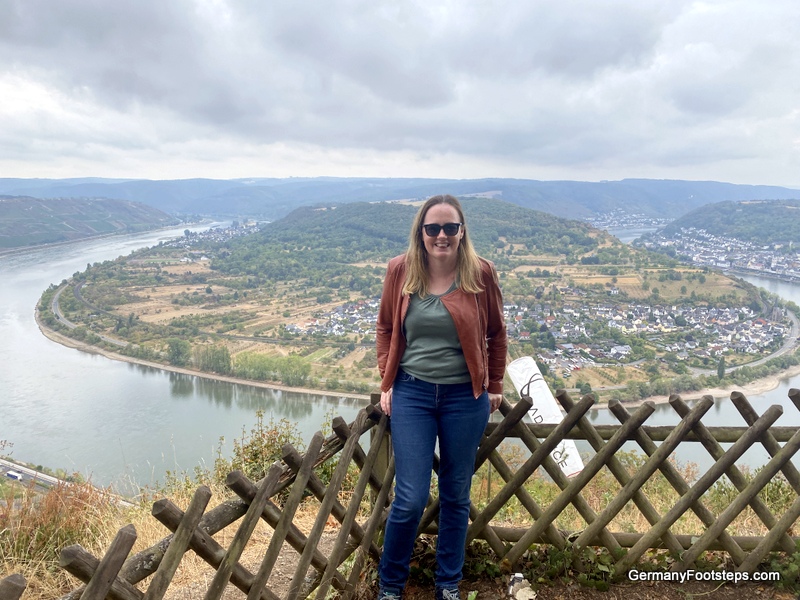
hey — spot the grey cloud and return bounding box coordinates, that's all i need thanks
[260,3,456,108]
[1,0,799,184]
[2,2,197,108]
[458,2,671,79]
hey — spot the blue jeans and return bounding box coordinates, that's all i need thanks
[379,370,490,591]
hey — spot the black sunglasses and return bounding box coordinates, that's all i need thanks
[422,222,462,237]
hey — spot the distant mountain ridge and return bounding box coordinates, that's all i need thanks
[0,176,797,222]
[215,197,603,280]
[0,195,180,249]
[660,199,800,244]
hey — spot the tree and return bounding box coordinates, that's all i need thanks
[194,344,232,374]
[279,355,311,386]
[717,357,726,380]
[167,338,191,366]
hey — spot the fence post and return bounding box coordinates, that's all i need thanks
[144,486,211,600]
[0,574,26,600]
[370,393,392,505]
[59,545,143,600]
[70,524,138,600]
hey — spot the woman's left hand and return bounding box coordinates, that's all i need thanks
[488,393,503,413]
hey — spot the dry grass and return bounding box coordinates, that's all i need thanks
[0,474,334,600]
[1,479,123,599]
[5,444,798,599]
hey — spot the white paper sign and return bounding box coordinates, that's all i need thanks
[506,356,584,478]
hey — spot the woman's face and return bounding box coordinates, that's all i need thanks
[421,203,464,264]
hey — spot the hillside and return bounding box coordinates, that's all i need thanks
[213,198,601,282]
[659,199,800,244]
[0,196,180,249]
[3,176,799,222]
[38,196,787,404]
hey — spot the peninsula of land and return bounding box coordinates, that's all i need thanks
[36,198,800,409]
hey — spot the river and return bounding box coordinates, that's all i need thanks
[0,228,362,494]
[1,228,798,493]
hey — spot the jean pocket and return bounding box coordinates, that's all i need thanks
[397,369,415,383]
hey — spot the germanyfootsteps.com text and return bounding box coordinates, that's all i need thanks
[628,569,781,585]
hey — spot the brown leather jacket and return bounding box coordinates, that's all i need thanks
[376,254,507,398]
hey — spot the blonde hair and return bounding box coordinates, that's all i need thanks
[403,195,484,297]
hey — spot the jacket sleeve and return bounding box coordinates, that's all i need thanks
[376,259,399,380]
[484,262,507,394]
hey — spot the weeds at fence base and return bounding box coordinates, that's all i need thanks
[387,537,800,595]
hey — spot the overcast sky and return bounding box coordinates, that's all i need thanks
[2,0,800,187]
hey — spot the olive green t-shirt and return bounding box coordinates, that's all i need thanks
[399,284,471,384]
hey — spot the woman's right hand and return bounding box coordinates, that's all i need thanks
[380,388,393,416]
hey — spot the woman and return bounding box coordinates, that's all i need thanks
[376,195,507,600]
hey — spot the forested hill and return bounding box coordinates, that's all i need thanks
[212,198,609,282]
[659,199,800,244]
[1,176,798,222]
[0,196,179,249]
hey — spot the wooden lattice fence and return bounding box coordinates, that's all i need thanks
[5,388,800,599]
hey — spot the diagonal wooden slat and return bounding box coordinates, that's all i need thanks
[246,433,325,600]
[315,413,393,599]
[570,396,714,556]
[671,396,795,555]
[151,498,279,600]
[285,410,370,600]
[466,395,595,547]
[204,464,283,600]
[607,397,747,564]
[334,411,388,499]
[144,486,211,600]
[739,493,800,573]
[79,524,138,600]
[614,403,784,576]
[503,399,657,568]
[474,396,533,468]
[677,426,800,568]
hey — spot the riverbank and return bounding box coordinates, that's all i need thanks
[0,221,199,258]
[36,314,372,403]
[37,312,800,411]
[614,364,800,408]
